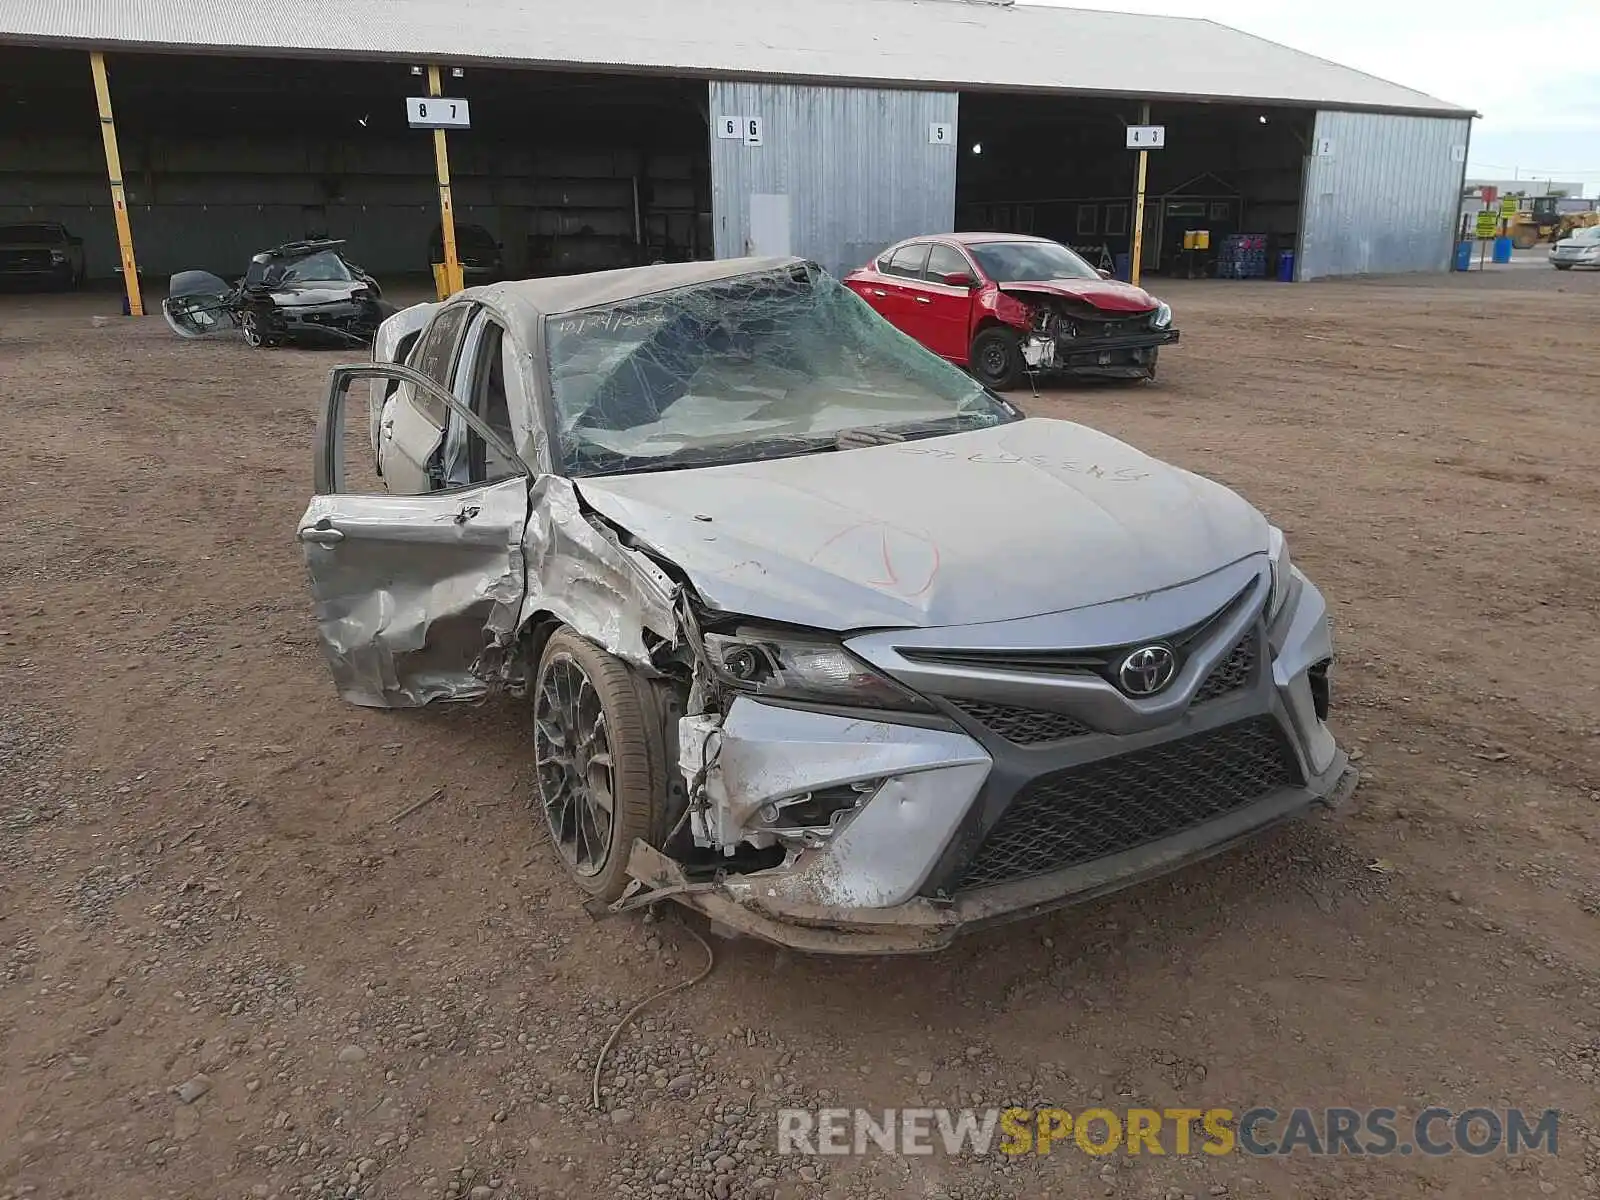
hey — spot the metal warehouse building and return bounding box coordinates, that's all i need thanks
[0,0,1474,293]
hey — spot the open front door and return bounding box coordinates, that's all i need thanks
[297,363,535,708]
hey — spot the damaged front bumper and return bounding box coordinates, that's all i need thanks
[622,760,1353,954]
[619,560,1356,954]
[275,300,384,345]
[1023,329,1180,378]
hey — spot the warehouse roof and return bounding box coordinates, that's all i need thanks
[0,0,1471,116]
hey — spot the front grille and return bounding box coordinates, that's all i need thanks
[956,715,1300,891]
[1193,635,1257,704]
[897,583,1262,694]
[901,647,1102,674]
[947,697,1093,745]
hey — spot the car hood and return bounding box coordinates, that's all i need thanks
[573,419,1268,631]
[997,278,1158,312]
[1553,238,1598,250]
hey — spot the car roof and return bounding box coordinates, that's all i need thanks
[946,232,1053,246]
[470,256,810,320]
[253,238,349,263]
[873,232,1054,258]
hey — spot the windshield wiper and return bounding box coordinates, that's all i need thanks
[570,433,841,478]
[834,412,1004,448]
[568,410,1009,479]
[835,426,907,449]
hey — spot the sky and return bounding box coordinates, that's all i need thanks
[1035,0,1600,192]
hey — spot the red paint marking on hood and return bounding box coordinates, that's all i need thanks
[997,278,1158,313]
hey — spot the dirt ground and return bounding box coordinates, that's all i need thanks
[2,266,1599,1200]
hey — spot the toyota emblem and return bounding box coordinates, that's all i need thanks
[1117,645,1178,697]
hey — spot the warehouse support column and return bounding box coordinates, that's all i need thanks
[427,66,464,298]
[1130,102,1150,289]
[88,52,143,317]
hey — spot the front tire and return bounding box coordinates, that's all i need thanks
[532,629,665,902]
[1553,263,1573,271]
[240,308,279,348]
[970,327,1026,391]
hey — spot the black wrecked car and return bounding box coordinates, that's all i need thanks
[162,239,394,348]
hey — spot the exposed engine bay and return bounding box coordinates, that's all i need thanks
[1007,288,1180,381]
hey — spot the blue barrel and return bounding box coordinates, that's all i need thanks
[1454,240,1474,271]
[1276,251,1296,282]
[1113,252,1131,282]
[1492,237,1513,264]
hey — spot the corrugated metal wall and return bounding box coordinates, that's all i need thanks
[1298,111,1471,280]
[708,81,958,278]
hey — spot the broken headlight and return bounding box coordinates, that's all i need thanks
[1151,301,1173,330]
[1267,525,1302,624]
[703,627,934,712]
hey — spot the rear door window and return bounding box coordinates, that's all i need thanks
[884,243,930,280]
[408,304,472,427]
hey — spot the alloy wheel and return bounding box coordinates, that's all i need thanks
[534,653,615,877]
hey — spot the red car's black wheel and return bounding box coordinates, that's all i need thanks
[971,327,1025,391]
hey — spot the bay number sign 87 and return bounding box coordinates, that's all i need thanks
[407,97,472,131]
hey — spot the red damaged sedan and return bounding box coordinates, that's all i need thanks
[843,233,1178,390]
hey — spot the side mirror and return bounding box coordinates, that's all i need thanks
[1097,268,1113,280]
[943,271,975,288]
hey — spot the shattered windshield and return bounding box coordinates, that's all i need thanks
[545,265,1016,476]
[278,250,354,283]
[968,240,1100,283]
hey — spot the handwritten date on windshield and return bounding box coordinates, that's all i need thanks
[552,310,670,337]
[898,445,1151,482]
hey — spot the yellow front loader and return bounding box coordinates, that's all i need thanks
[1507,197,1563,248]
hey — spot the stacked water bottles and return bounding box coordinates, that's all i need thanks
[1215,233,1269,279]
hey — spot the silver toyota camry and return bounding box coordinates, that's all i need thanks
[299,256,1356,954]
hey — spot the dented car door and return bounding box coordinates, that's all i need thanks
[916,243,981,362]
[298,363,534,708]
